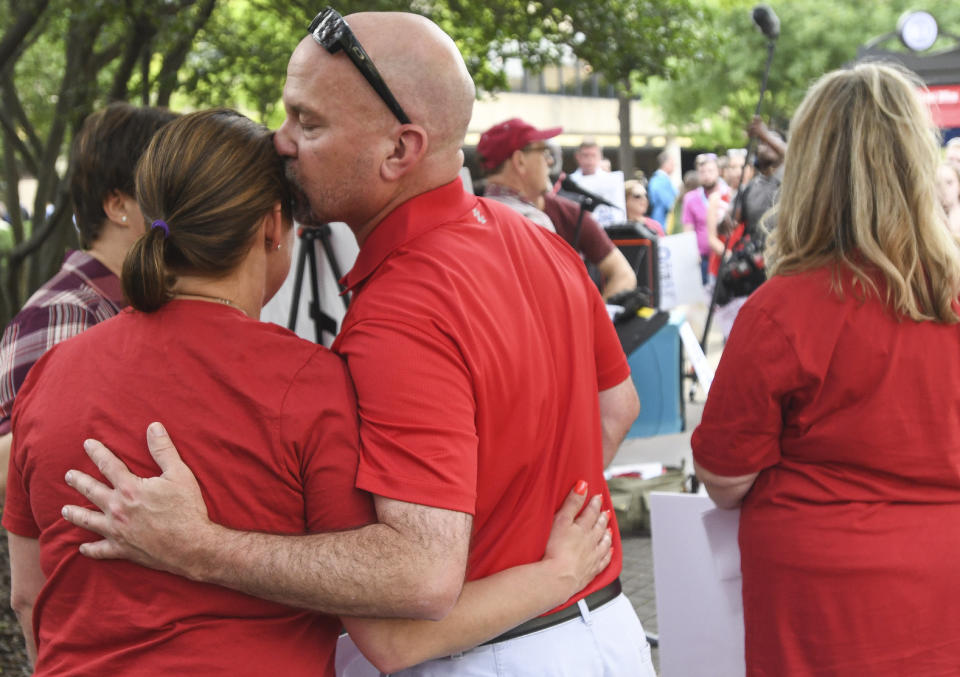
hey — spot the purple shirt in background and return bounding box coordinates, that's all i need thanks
[682,188,711,257]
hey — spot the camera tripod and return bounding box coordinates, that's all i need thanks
[287,224,350,345]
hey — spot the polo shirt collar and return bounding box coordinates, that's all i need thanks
[342,177,477,293]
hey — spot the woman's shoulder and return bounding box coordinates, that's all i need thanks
[162,301,346,381]
[746,267,835,315]
[244,318,344,371]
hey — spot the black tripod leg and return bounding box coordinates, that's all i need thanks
[304,236,325,344]
[317,224,350,311]
[287,229,309,331]
[288,227,340,344]
[699,254,729,352]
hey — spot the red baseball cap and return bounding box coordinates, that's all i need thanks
[477,118,562,170]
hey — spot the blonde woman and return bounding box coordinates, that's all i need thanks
[692,63,960,674]
[623,179,665,236]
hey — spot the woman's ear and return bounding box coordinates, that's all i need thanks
[381,125,429,181]
[263,202,285,251]
[102,190,130,227]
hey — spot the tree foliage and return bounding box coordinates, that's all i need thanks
[645,0,960,149]
[559,0,709,175]
[0,0,219,321]
[0,0,763,324]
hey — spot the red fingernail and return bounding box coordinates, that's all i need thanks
[574,480,588,495]
[603,509,613,522]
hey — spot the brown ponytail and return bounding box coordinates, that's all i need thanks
[122,226,173,312]
[123,108,291,312]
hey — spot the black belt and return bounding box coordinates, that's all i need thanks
[481,578,622,646]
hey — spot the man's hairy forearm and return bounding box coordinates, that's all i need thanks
[184,520,465,619]
[62,435,471,619]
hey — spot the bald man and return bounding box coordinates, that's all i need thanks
[60,9,652,675]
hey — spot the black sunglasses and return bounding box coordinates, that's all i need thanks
[308,7,411,124]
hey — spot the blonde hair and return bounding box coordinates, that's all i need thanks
[766,62,960,323]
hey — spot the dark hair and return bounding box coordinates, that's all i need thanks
[70,102,178,248]
[123,109,292,312]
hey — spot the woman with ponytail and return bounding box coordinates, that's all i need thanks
[3,108,609,675]
[3,109,362,674]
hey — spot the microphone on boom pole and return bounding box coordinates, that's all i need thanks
[752,4,780,41]
[698,4,781,356]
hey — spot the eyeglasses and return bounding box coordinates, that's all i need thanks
[522,145,554,164]
[308,7,411,124]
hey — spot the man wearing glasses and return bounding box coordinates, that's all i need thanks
[478,118,637,300]
[476,118,559,233]
[61,7,653,675]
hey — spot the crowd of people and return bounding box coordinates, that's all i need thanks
[3,7,960,677]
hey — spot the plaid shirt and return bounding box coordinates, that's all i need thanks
[0,250,125,433]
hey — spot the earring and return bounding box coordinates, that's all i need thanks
[121,215,127,223]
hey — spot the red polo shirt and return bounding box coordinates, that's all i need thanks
[332,178,630,604]
[4,301,374,675]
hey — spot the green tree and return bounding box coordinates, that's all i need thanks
[0,0,218,321]
[646,0,960,149]
[0,0,714,325]
[560,0,710,177]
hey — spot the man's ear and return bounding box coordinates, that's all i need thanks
[102,190,130,227]
[509,149,528,176]
[381,125,429,181]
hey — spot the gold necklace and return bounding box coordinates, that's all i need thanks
[174,292,243,314]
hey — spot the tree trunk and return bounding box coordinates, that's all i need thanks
[617,92,633,180]
[155,0,218,107]
[1,130,23,318]
[0,0,51,72]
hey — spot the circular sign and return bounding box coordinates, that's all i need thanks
[898,11,939,52]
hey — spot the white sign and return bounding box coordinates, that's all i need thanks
[570,171,627,226]
[657,231,702,310]
[650,492,745,677]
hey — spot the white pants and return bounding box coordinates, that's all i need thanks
[336,593,656,677]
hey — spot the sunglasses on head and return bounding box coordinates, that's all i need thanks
[308,7,411,124]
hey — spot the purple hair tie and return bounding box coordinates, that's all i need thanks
[151,219,170,237]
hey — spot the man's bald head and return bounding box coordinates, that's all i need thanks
[346,13,474,158]
[276,12,476,239]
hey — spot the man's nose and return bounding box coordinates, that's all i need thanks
[274,121,296,157]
